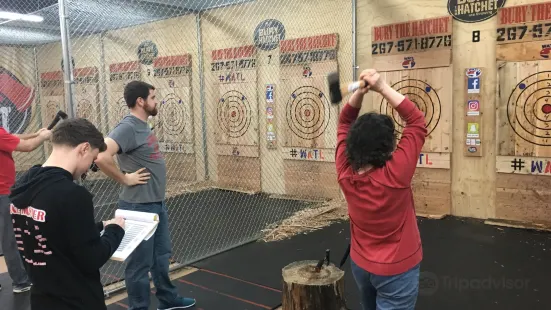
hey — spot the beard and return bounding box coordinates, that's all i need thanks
[146,104,158,116]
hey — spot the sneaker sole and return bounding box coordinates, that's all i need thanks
[13,286,31,293]
[157,302,196,310]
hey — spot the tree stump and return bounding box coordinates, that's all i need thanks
[282,260,346,310]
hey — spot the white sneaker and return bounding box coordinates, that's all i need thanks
[13,283,32,293]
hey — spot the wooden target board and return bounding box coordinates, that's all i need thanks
[494,2,551,225]
[149,55,194,154]
[211,46,259,154]
[278,34,342,199]
[211,45,261,192]
[39,71,64,154]
[496,2,551,176]
[74,67,101,128]
[372,16,453,168]
[280,34,339,156]
[371,16,453,217]
[107,61,140,131]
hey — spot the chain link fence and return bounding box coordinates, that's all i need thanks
[1,0,354,294]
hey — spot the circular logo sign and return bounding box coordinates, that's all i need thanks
[448,0,506,23]
[0,67,34,134]
[137,40,158,65]
[254,19,285,51]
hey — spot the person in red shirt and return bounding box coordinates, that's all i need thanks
[336,69,427,310]
[0,126,52,293]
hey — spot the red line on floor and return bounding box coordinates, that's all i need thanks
[102,272,121,281]
[178,279,271,309]
[197,268,281,293]
[115,302,128,309]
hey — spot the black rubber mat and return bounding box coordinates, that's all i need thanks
[0,273,31,310]
[192,217,551,310]
[107,269,280,310]
[91,186,315,286]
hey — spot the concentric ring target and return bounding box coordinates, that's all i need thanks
[45,100,59,121]
[286,86,331,140]
[507,71,551,146]
[217,90,251,138]
[159,93,187,136]
[116,97,129,121]
[76,99,93,120]
[379,79,441,136]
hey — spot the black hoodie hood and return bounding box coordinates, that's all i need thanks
[9,165,73,209]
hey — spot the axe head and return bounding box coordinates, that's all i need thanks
[57,110,68,120]
[327,71,342,104]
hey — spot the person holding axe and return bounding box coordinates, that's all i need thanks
[0,125,52,294]
[335,69,426,310]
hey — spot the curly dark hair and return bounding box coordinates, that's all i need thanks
[345,112,396,171]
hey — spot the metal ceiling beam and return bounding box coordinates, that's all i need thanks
[200,0,256,12]
[135,0,199,13]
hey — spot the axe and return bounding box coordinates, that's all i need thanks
[47,110,68,130]
[327,71,369,104]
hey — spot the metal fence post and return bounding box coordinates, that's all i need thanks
[99,31,109,134]
[58,0,76,118]
[352,0,358,80]
[33,46,46,161]
[196,11,209,180]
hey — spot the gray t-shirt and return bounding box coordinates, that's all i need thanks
[108,115,166,203]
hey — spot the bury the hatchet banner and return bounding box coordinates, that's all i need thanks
[0,67,35,134]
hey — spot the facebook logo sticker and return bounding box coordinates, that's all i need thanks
[468,77,480,93]
[266,85,274,103]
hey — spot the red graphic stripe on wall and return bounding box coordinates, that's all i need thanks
[0,73,34,111]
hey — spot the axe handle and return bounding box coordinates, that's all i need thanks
[341,80,368,97]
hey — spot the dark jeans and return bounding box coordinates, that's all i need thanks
[118,200,179,310]
[351,259,420,310]
[0,195,31,287]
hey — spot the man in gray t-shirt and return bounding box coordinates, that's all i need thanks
[108,114,166,203]
[95,81,196,310]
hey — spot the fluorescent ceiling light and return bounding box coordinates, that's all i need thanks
[0,11,44,23]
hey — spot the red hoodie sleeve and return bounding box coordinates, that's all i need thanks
[335,103,361,177]
[385,97,427,187]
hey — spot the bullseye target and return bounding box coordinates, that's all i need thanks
[507,71,551,146]
[159,93,187,136]
[380,79,441,136]
[76,99,94,121]
[285,86,331,140]
[45,100,60,121]
[217,90,251,139]
[116,97,128,121]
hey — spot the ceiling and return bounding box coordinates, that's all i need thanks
[0,0,254,45]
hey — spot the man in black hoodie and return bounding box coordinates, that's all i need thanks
[9,118,126,310]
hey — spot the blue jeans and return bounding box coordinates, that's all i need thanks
[0,195,31,287]
[118,200,179,310]
[351,259,420,310]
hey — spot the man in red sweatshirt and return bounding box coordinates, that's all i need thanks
[336,69,427,310]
